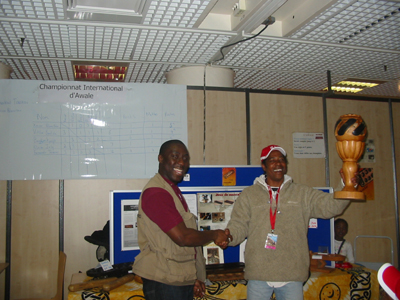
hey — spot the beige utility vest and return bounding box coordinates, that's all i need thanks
[132,173,205,286]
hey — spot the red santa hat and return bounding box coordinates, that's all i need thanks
[260,145,286,161]
[378,263,400,300]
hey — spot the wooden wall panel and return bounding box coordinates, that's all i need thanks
[394,101,400,193]
[326,98,397,266]
[393,102,400,197]
[393,101,400,265]
[0,180,6,300]
[249,93,327,187]
[187,89,247,165]
[10,180,59,299]
[204,91,247,165]
[64,178,148,299]
[187,89,205,165]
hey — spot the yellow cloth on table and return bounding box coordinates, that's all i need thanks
[68,279,144,300]
[69,267,378,300]
[68,277,248,300]
[303,267,379,300]
[200,280,247,300]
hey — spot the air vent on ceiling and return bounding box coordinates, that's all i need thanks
[66,0,150,23]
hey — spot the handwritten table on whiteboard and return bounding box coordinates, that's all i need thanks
[32,105,184,178]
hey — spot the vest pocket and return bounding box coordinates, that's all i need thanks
[166,256,196,277]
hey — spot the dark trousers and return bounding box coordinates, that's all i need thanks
[142,277,194,300]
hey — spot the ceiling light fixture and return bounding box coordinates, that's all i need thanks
[324,79,385,93]
[327,86,364,93]
[73,62,128,82]
[66,0,150,23]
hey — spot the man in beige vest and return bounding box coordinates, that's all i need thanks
[132,140,229,300]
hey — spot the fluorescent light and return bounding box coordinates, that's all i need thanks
[337,81,380,88]
[326,86,364,93]
[324,78,384,93]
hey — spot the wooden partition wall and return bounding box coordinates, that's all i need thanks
[187,90,248,165]
[0,88,399,300]
[249,93,326,183]
[0,181,6,300]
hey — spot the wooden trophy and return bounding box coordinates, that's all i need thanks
[334,114,367,200]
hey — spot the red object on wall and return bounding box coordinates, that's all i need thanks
[73,64,127,82]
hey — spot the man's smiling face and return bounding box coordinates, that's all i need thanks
[158,142,190,184]
[262,150,287,187]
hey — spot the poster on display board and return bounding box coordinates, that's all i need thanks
[110,186,245,265]
[197,191,241,265]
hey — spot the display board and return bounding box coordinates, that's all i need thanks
[110,187,245,265]
[110,190,142,265]
[110,166,334,265]
[0,80,187,180]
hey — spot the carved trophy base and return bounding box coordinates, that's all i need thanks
[334,190,365,200]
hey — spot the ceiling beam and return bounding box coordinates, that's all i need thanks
[274,0,340,36]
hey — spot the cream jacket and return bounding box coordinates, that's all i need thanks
[227,174,350,282]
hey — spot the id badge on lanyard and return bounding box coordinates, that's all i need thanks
[265,185,280,250]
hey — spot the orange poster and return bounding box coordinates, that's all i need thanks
[222,168,236,186]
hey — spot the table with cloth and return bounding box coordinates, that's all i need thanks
[68,274,145,300]
[67,275,247,300]
[68,266,379,300]
[202,267,380,300]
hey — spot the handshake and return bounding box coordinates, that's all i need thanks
[214,228,232,249]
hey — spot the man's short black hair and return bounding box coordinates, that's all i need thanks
[335,218,348,227]
[159,140,186,156]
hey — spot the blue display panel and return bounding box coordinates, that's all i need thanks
[308,187,334,255]
[179,165,264,187]
[110,190,142,265]
[110,166,333,265]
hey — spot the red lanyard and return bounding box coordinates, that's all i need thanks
[267,185,280,233]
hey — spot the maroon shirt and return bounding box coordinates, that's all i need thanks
[141,176,188,233]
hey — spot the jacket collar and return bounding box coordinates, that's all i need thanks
[254,174,292,190]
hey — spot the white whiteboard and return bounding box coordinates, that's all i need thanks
[0,80,187,180]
